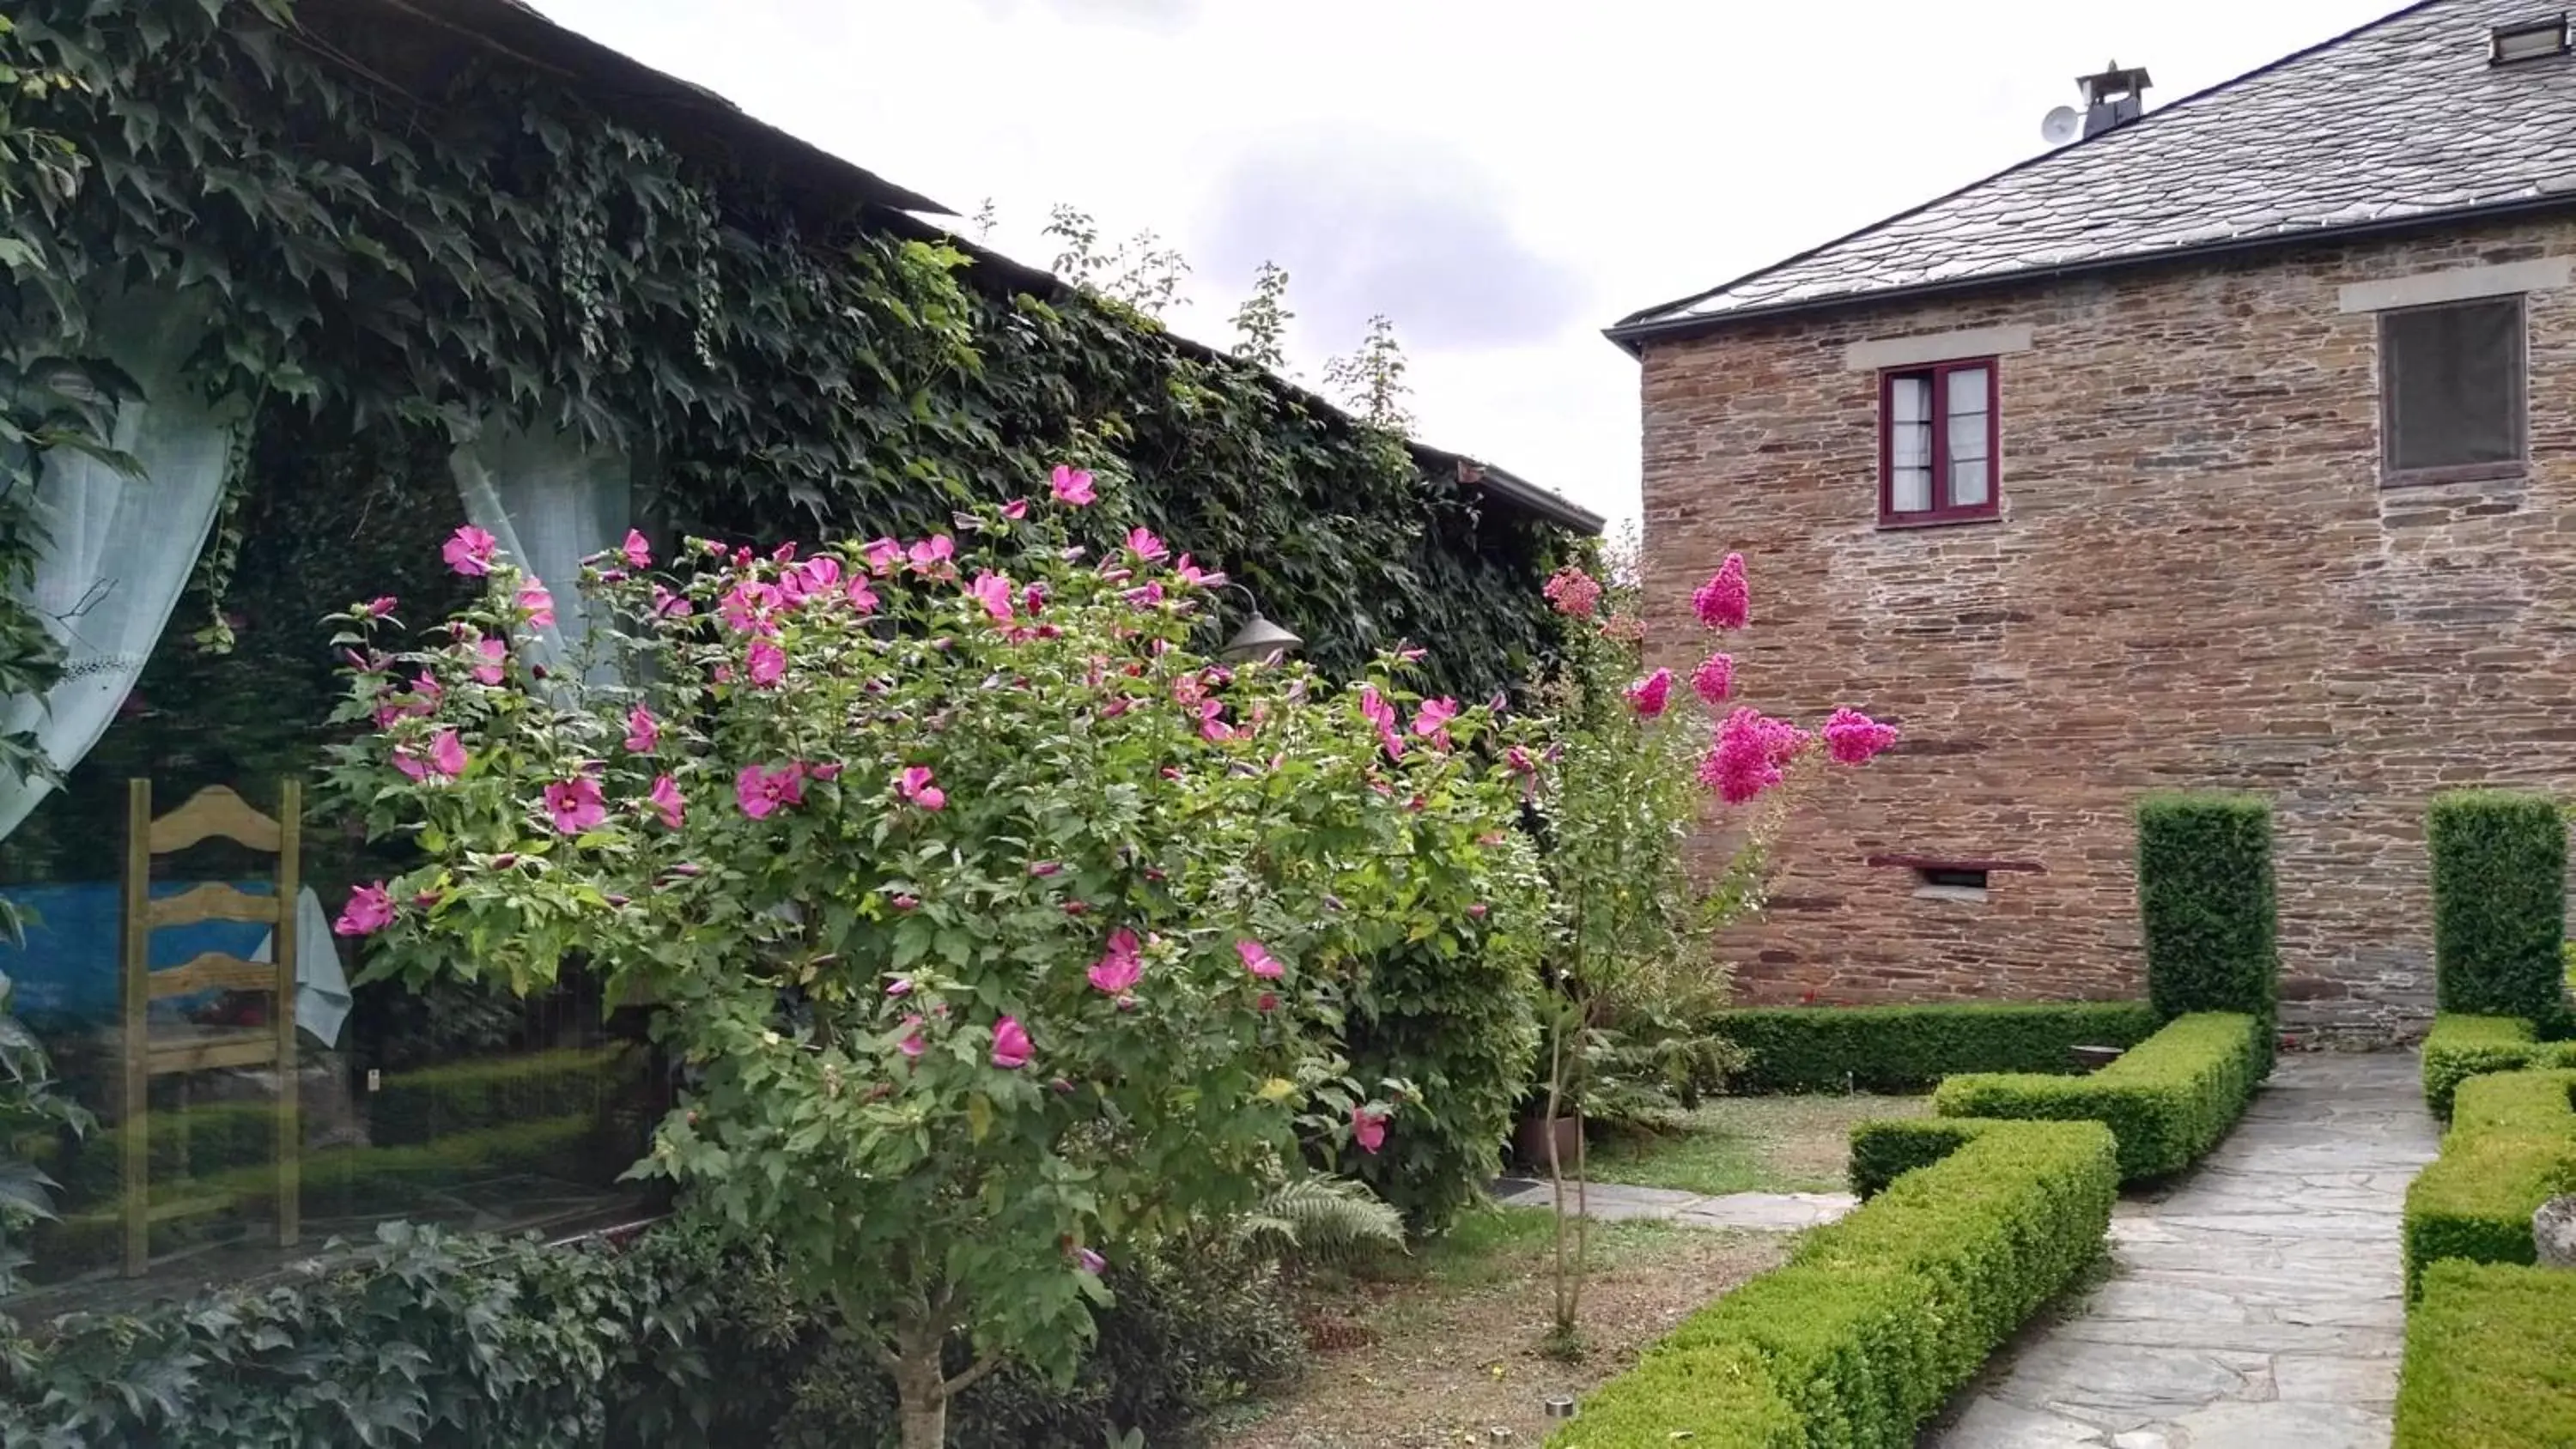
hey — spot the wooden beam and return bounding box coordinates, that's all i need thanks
[121,780,150,1279]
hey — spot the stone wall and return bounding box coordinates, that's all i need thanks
[1640,217,2576,1040]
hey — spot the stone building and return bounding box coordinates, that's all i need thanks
[1613,0,2576,1038]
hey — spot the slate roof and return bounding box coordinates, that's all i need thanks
[1613,0,2576,345]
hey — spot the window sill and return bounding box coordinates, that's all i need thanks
[1913,885,1990,905]
[2381,460,2528,488]
[1876,510,2002,532]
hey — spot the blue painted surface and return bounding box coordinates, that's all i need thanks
[1,882,279,1027]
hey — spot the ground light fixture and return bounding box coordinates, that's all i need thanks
[1217,582,1302,663]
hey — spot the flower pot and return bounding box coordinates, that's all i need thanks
[1514,1112,1583,1172]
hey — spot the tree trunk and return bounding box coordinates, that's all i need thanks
[1545,1018,1575,1337]
[893,1328,949,1449]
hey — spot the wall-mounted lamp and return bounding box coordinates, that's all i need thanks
[1218,583,1302,664]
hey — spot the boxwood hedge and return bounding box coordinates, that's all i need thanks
[2429,791,2567,1024]
[2136,793,2278,1021]
[1930,1013,2268,1181]
[2396,1260,2576,1447]
[2403,1069,2576,1300]
[2421,1015,2576,1119]
[1547,1119,2117,1449]
[1710,1003,2160,1094]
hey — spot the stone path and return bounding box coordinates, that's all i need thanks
[1488,1176,1855,1232]
[1935,1051,2440,1449]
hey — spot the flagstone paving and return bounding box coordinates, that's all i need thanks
[1932,1051,2440,1449]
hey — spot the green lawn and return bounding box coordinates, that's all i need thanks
[1584,1093,1931,1196]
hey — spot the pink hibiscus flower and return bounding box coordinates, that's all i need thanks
[544,776,607,834]
[1002,499,1030,520]
[1089,928,1143,994]
[747,640,787,688]
[442,525,497,577]
[516,580,555,628]
[361,596,398,618]
[471,635,507,686]
[846,575,880,614]
[991,1016,1033,1070]
[967,571,1016,622]
[735,763,805,819]
[1236,938,1285,980]
[1126,526,1169,562]
[647,774,684,828]
[332,882,393,937]
[621,529,652,570]
[896,765,945,811]
[1352,1104,1389,1155]
[863,537,903,575]
[1049,465,1097,506]
[1411,697,1461,750]
[908,535,956,571]
[624,705,660,754]
[897,1016,926,1058]
[720,580,784,636]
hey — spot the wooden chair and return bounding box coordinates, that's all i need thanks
[118,780,301,1278]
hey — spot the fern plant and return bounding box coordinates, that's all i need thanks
[1232,1175,1406,1266]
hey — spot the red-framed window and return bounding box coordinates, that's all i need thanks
[1879,358,2000,525]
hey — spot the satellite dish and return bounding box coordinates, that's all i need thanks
[2041,106,2084,145]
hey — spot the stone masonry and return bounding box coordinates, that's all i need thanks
[1642,217,2576,1040]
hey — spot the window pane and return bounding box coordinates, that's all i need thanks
[1892,466,1933,512]
[1947,409,1989,462]
[2386,300,2522,471]
[1950,455,1990,507]
[1892,421,1931,470]
[1890,375,1930,424]
[1945,367,1990,418]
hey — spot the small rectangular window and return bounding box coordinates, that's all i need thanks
[1917,866,1990,891]
[2381,297,2526,481]
[1880,359,1999,524]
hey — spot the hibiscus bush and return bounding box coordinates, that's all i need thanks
[319,468,1546,1446]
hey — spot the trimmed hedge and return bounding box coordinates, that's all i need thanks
[2421,1015,2576,1119]
[1548,1119,2117,1448]
[2429,791,2567,1022]
[2396,1259,2576,1447]
[2136,793,2279,1021]
[1710,1003,2160,1094]
[1848,1118,1988,1198]
[2403,1069,2576,1299]
[1931,1013,2268,1181]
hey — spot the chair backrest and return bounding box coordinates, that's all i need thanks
[121,782,302,1009]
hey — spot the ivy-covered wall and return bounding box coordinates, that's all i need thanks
[0,0,1577,712]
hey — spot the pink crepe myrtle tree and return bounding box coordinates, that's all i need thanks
[319,482,1546,1448]
[1522,539,1895,1346]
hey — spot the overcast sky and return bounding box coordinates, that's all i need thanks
[534,0,2401,530]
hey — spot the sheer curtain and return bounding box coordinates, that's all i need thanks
[0,296,234,841]
[449,424,630,684]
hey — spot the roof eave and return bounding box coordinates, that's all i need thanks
[1604,191,2576,352]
